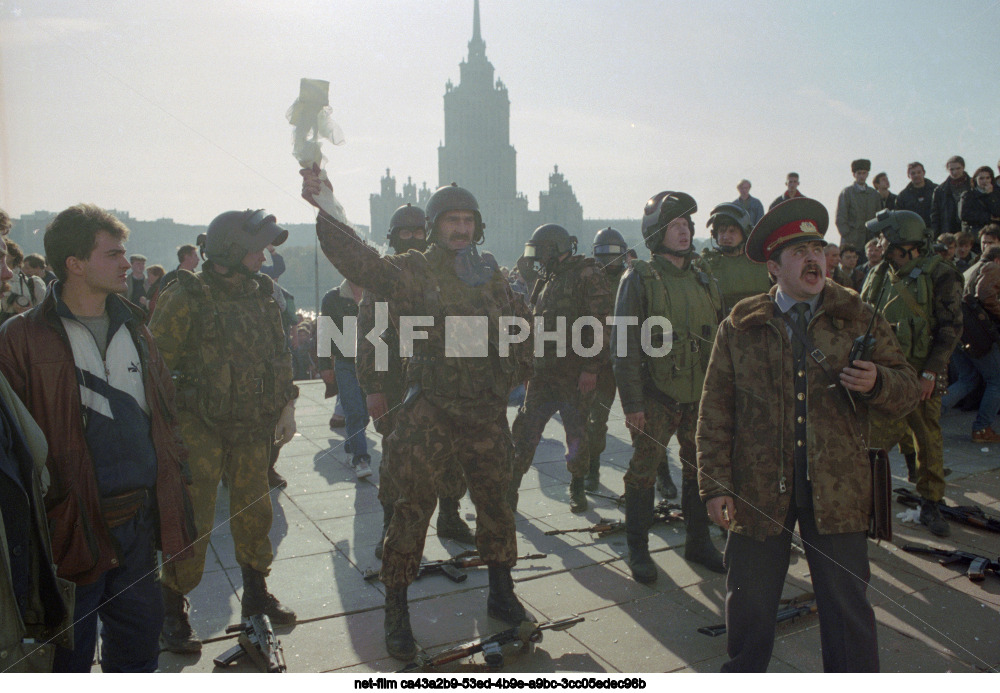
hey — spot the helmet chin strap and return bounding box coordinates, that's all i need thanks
[657,244,694,258]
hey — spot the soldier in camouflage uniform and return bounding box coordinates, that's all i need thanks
[697,198,920,671]
[613,191,726,581]
[356,204,473,559]
[509,224,612,514]
[861,209,963,537]
[583,228,628,492]
[700,202,772,313]
[302,169,533,662]
[153,209,299,653]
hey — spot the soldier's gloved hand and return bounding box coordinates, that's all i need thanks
[578,371,597,395]
[367,393,388,421]
[274,402,297,446]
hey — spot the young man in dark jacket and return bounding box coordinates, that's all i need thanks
[0,204,194,672]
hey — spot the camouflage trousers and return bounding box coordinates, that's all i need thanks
[869,394,945,502]
[585,364,617,467]
[625,396,698,489]
[511,373,595,479]
[161,411,274,595]
[374,400,468,509]
[380,396,517,588]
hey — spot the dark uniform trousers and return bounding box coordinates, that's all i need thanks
[721,504,879,673]
[585,363,617,467]
[511,373,595,479]
[625,395,697,488]
[380,396,517,588]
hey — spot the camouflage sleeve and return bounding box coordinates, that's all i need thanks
[975,263,1000,320]
[316,212,402,299]
[695,319,736,501]
[355,290,385,395]
[578,265,613,374]
[508,281,534,385]
[864,311,921,420]
[147,282,192,372]
[924,263,964,376]
[612,269,645,415]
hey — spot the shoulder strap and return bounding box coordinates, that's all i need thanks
[777,303,856,413]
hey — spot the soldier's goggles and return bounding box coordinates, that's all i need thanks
[395,227,426,240]
[594,244,626,255]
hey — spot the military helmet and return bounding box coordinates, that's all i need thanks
[707,203,752,238]
[593,227,627,267]
[204,209,288,269]
[641,191,697,252]
[388,203,425,236]
[425,183,484,244]
[524,224,577,268]
[865,209,929,250]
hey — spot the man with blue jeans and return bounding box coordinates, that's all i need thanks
[320,279,371,477]
[942,234,1000,442]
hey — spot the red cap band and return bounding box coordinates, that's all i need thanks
[763,219,822,261]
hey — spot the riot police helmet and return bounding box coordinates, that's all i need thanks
[592,227,627,268]
[387,203,427,252]
[204,209,288,270]
[425,183,484,244]
[524,224,577,270]
[641,191,697,253]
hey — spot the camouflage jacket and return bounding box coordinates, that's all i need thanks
[529,255,612,378]
[150,267,298,440]
[700,247,772,313]
[316,213,533,418]
[696,281,920,540]
[860,255,963,375]
[356,287,405,406]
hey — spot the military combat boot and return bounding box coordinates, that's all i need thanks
[240,566,297,625]
[375,504,392,560]
[160,586,201,654]
[681,479,725,573]
[486,566,528,624]
[655,460,677,500]
[624,484,657,583]
[384,586,416,661]
[569,476,588,513]
[584,453,600,492]
[436,498,475,543]
[919,498,950,537]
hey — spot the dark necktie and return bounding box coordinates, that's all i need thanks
[791,302,809,361]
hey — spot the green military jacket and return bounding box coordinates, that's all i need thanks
[700,246,772,313]
[860,255,963,375]
[150,267,298,441]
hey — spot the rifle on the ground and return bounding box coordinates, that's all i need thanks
[544,502,682,538]
[902,544,1000,582]
[364,551,547,583]
[213,614,287,673]
[894,488,1000,533]
[397,615,585,672]
[698,593,817,637]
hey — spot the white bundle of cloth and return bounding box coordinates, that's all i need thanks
[287,78,349,224]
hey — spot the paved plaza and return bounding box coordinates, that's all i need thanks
[157,381,1000,674]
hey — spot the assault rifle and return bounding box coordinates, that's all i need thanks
[213,614,287,673]
[894,488,1000,534]
[397,615,585,672]
[543,503,683,538]
[849,262,891,363]
[364,550,547,583]
[902,544,1000,582]
[698,593,817,637]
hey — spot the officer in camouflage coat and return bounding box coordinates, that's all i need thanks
[583,228,628,492]
[509,224,612,514]
[153,209,299,653]
[860,209,963,537]
[697,198,920,672]
[302,168,533,662]
[355,204,473,559]
[613,191,726,581]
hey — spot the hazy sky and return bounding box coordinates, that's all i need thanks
[2,0,998,239]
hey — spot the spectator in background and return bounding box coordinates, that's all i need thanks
[839,243,864,291]
[1,240,46,322]
[936,233,956,262]
[836,158,881,250]
[145,265,165,301]
[769,172,804,210]
[872,172,896,211]
[260,243,285,281]
[954,230,978,272]
[896,162,936,225]
[857,238,884,286]
[823,243,848,286]
[150,243,200,315]
[126,254,147,305]
[22,253,56,287]
[931,155,972,235]
[959,166,1000,237]
[734,179,765,227]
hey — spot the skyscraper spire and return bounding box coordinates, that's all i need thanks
[468,0,485,59]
